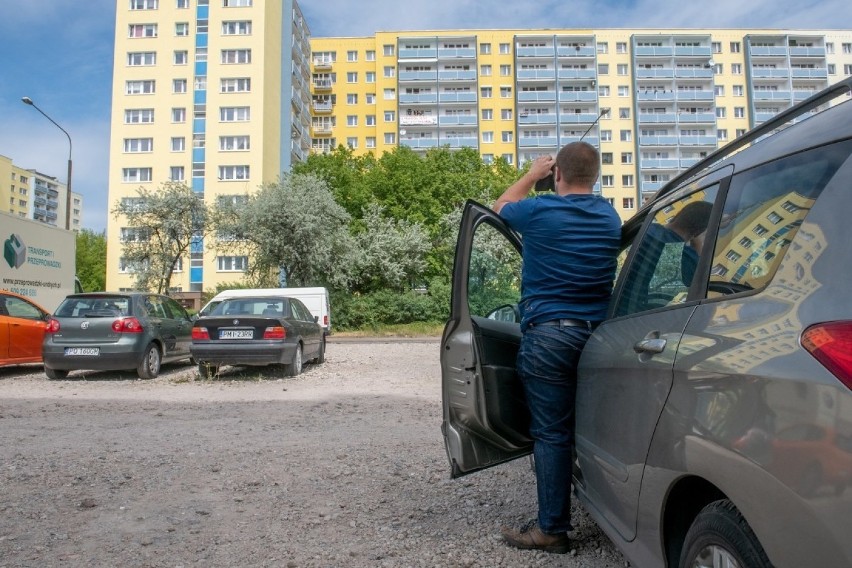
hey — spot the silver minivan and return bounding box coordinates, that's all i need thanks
[441,77,852,567]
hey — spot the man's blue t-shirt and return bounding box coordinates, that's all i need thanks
[500,193,622,330]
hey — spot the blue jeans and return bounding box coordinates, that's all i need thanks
[516,324,591,534]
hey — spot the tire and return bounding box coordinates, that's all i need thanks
[45,367,69,380]
[314,336,326,364]
[197,362,218,379]
[285,343,303,377]
[137,343,162,379]
[679,499,772,568]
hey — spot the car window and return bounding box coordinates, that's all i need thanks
[468,220,522,318]
[145,296,168,318]
[163,297,187,320]
[56,296,129,317]
[706,140,852,298]
[291,299,311,321]
[3,296,44,320]
[615,188,718,317]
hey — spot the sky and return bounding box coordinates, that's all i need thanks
[0,0,849,232]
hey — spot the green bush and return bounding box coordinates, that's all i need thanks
[331,281,450,331]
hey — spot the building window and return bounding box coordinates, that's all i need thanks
[480,43,491,55]
[130,0,158,8]
[716,107,726,118]
[347,137,358,149]
[170,166,185,181]
[500,86,511,98]
[501,109,512,120]
[222,20,251,35]
[843,43,852,54]
[601,152,613,164]
[617,63,628,75]
[482,131,494,143]
[366,50,375,61]
[730,41,741,53]
[172,107,186,122]
[481,86,492,98]
[174,50,188,64]
[366,71,375,83]
[366,115,376,126]
[616,42,627,54]
[499,43,510,54]
[384,133,396,144]
[597,41,608,54]
[175,22,189,36]
[501,153,514,165]
[217,256,248,272]
[126,80,156,94]
[218,165,250,180]
[221,49,251,64]
[714,85,725,96]
[221,78,251,93]
[618,85,629,97]
[619,107,630,119]
[622,174,634,186]
[366,93,376,104]
[122,168,153,182]
[223,0,252,6]
[621,152,632,164]
[480,64,492,76]
[734,107,745,118]
[598,63,609,75]
[347,71,357,83]
[828,64,836,75]
[129,24,158,38]
[731,63,742,75]
[482,108,493,120]
[125,108,155,123]
[600,130,612,142]
[171,137,185,151]
[123,138,153,152]
[347,93,358,104]
[347,50,358,62]
[620,129,631,142]
[346,115,358,126]
[598,85,610,97]
[173,79,188,93]
[219,135,250,150]
[127,51,156,66]
[733,85,744,97]
[601,175,614,187]
[383,44,395,56]
[500,64,511,76]
[501,131,513,143]
[366,136,376,148]
[623,197,635,209]
[220,106,250,121]
[712,41,721,53]
[383,88,395,100]
[384,111,395,122]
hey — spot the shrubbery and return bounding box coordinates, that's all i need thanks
[330,280,450,330]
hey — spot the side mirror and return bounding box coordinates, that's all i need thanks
[314,315,319,323]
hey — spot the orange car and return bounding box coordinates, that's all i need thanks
[0,290,51,367]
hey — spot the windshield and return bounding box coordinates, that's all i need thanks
[56,296,131,318]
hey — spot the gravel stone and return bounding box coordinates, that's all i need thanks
[0,339,626,567]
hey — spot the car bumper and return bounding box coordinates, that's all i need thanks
[42,344,145,371]
[191,341,295,366]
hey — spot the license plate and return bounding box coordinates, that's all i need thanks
[219,329,253,339]
[65,347,100,356]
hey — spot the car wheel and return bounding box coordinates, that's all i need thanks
[137,343,162,379]
[679,499,771,568]
[44,367,69,380]
[286,343,303,377]
[197,362,218,379]
[315,336,326,364]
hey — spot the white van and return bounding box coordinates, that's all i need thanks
[199,287,332,335]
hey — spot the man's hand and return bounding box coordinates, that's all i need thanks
[493,155,555,214]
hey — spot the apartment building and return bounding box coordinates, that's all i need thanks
[106,0,312,305]
[0,154,83,231]
[310,29,852,220]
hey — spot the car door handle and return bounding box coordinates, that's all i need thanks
[633,338,667,354]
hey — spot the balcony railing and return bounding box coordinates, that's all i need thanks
[557,69,596,80]
[752,90,792,101]
[517,46,555,57]
[517,69,557,81]
[789,47,826,57]
[556,46,596,58]
[673,46,712,56]
[438,92,477,103]
[638,91,676,101]
[674,68,713,78]
[518,91,557,102]
[518,113,557,125]
[311,125,333,136]
[639,135,680,146]
[437,48,475,58]
[312,59,333,70]
[399,48,437,59]
[677,112,716,123]
[400,138,439,149]
[312,101,333,113]
[400,115,438,126]
[519,135,559,148]
[679,135,718,146]
[636,68,675,79]
[634,46,674,57]
[791,68,828,79]
[676,90,714,101]
[559,112,601,124]
[399,93,438,104]
[558,91,597,102]
[439,136,478,148]
[438,70,477,81]
[641,158,680,169]
[399,70,438,82]
[638,113,678,124]
[312,78,332,90]
[438,115,477,126]
[749,46,788,56]
[751,68,791,79]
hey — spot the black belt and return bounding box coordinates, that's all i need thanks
[528,318,599,331]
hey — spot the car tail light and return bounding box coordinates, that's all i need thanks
[263,326,286,339]
[192,327,210,340]
[45,319,61,333]
[802,322,852,391]
[112,317,144,333]
[323,315,328,326]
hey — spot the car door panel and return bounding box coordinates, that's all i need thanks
[441,201,531,478]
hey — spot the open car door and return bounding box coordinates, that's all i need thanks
[440,200,533,478]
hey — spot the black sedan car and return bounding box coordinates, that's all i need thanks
[190,296,324,378]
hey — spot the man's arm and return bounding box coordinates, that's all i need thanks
[493,155,555,214]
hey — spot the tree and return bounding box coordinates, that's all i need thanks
[213,173,356,288]
[112,182,209,294]
[75,229,107,292]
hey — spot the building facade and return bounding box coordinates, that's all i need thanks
[105,0,311,304]
[0,154,83,231]
[310,29,852,219]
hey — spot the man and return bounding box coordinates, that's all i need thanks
[494,142,621,554]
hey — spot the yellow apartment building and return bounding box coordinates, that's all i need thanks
[1,154,83,231]
[310,29,852,220]
[106,0,311,306]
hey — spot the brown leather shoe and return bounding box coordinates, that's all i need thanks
[501,522,571,554]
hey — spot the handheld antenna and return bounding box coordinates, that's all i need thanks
[579,107,610,141]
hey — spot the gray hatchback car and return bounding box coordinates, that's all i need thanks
[441,77,852,568]
[42,292,194,380]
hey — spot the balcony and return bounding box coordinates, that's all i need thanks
[680,158,700,168]
[437,47,475,58]
[400,138,439,149]
[312,78,332,91]
[438,92,477,103]
[311,125,333,136]
[517,46,555,58]
[561,135,599,146]
[438,115,477,126]
[399,70,438,82]
[518,90,557,102]
[556,46,596,58]
[557,68,596,80]
[677,112,716,123]
[752,90,792,101]
[636,68,675,79]
[638,113,678,124]
[642,158,680,169]
[793,90,818,101]
[291,141,305,162]
[634,46,674,57]
[439,136,478,148]
[791,68,828,79]
[751,68,792,79]
[47,188,59,198]
[46,210,58,220]
[518,113,557,125]
[517,69,557,81]
[399,48,438,59]
[679,135,718,146]
[34,196,46,206]
[674,68,713,79]
[639,135,680,146]
[673,46,712,57]
[676,90,714,101]
[519,135,559,148]
[400,115,438,126]
[559,112,601,124]
[789,46,826,57]
[312,59,333,70]
[399,93,438,104]
[641,181,665,193]
[749,46,788,56]
[638,90,675,101]
[312,101,333,113]
[559,91,597,102]
[438,70,477,81]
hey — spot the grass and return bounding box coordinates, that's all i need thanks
[334,322,444,338]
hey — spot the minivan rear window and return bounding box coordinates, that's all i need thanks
[56,296,131,318]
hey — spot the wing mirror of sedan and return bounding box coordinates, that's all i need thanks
[314,315,319,323]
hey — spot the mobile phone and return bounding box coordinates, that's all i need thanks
[534,168,555,192]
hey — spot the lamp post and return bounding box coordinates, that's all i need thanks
[21,96,74,231]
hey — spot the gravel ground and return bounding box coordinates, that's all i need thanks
[0,339,627,568]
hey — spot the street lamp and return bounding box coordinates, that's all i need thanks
[21,96,74,231]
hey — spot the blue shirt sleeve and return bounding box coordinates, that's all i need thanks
[499,198,537,233]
